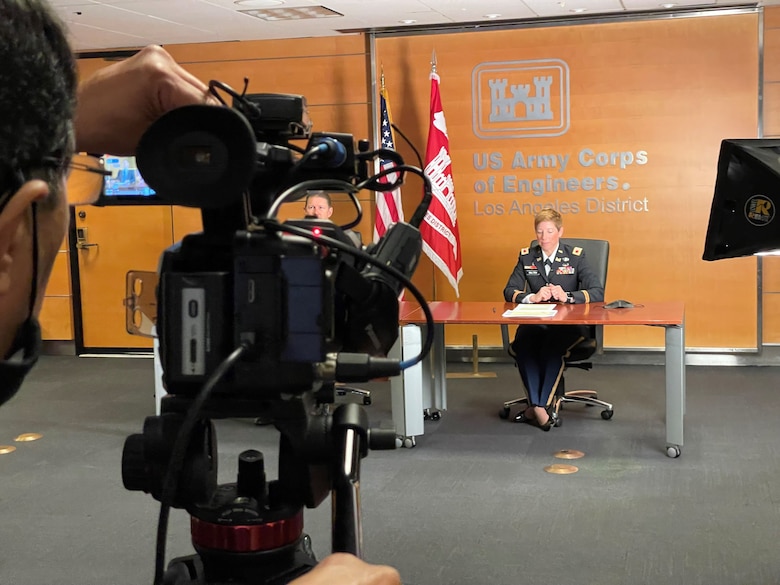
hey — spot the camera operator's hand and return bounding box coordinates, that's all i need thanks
[290,553,401,585]
[75,45,217,156]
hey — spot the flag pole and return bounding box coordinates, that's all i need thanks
[380,63,385,92]
[429,49,438,300]
[431,49,439,300]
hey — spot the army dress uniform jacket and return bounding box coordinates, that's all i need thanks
[503,243,604,305]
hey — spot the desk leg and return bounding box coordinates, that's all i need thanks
[665,324,685,458]
[389,325,425,445]
[432,323,447,411]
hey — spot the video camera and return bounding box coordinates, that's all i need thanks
[119,81,434,585]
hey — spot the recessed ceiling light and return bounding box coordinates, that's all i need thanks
[400,19,417,24]
[240,5,342,20]
[570,7,587,12]
[660,2,676,7]
[484,13,502,19]
[234,0,284,7]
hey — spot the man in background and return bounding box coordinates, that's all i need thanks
[0,2,398,584]
[304,190,363,247]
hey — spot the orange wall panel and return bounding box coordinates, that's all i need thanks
[764,28,780,83]
[41,241,72,341]
[166,35,368,62]
[376,14,759,348]
[45,251,71,297]
[39,297,73,341]
[761,256,780,292]
[764,6,780,29]
[763,82,780,136]
[763,10,780,342]
[172,207,203,242]
[763,293,780,344]
[68,19,763,351]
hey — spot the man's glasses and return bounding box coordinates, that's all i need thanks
[0,154,111,214]
[63,154,112,206]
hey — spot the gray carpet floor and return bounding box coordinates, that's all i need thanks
[1,356,779,585]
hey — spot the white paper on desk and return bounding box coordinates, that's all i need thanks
[502,304,558,318]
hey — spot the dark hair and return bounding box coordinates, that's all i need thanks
[0,0,77,206]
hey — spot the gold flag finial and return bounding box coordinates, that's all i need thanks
[431,50,437,74]
[380,63,385,91]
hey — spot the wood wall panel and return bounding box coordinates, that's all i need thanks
[39,296,73,340]
[762,82,780,136]
[46,251,71,297]
[765,5,780,28]
[761,256,780,291]
[62,18,763,351]
[376,14,759,348]
[763,28,780,82]
[172,207,202,243]
[166,36,367,62]
[40,246,73,341]
[763,8,780,343]
[763,293,780,344]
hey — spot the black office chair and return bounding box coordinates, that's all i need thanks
[498,238,613,426]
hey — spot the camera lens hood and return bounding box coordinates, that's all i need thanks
[136,105,257,209]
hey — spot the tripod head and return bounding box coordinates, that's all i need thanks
[124,392,396,584]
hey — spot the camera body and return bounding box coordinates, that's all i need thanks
[158,226,340,400]
[134,92,413,404]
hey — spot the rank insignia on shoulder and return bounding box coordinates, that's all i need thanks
[521,247,529,255]
[573,247,582,256]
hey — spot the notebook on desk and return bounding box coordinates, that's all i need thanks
[502,304,558,318]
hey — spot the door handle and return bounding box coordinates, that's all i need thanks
[75,226,98,250]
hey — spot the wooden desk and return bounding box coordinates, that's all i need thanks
[395,301,686,458]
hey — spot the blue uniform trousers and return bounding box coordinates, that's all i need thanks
[511,324,589,408]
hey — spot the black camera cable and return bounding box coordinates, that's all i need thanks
[152,343,250,585]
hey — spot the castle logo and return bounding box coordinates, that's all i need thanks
[472,59,570,139]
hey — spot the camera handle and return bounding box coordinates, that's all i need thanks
[331,401,395,555]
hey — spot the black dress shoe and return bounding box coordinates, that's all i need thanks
[513,409,534,424]
[535,410,555,432]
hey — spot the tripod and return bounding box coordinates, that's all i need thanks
[123,392,396,585]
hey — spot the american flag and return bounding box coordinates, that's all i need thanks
[420,68,463,297]
[373,86,404,243]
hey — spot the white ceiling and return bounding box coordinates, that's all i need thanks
[50,0,770,51]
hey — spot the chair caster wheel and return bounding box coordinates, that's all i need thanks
[396,435,416,448]
[363,397,372,405]
[601,409,614,420]
[666,445,681,458]
[553,416,562,427]
[423,408,441,421]
[499,407,510,419]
